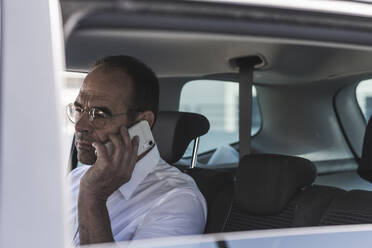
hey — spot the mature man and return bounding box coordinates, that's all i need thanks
[68,56,206,245]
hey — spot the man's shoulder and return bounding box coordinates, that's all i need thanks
[145,159,205,202]
[138,160,208,229]
[150,159,196,187]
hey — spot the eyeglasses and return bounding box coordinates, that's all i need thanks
[66,103,133,129]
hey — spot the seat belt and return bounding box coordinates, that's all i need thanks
[234,56,262,158]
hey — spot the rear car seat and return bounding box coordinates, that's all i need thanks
[316,114,372,225]
[206,154,344,233]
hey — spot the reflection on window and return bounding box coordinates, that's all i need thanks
[357,79,372,121]
[179,80,261,160]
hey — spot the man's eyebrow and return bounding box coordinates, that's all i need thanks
[74,101,82,107]
[74,100,113,115]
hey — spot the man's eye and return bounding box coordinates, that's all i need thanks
[92,109,107,119]
[75,106,83,113]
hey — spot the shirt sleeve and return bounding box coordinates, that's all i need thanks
[132,189,206,240]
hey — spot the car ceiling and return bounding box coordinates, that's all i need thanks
[63,0,372,86]
[66,29,372,85]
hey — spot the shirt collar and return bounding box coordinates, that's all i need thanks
[118,145,160,200]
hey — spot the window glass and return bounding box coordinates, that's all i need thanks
[179,80,261,158]
[356,79,372,121]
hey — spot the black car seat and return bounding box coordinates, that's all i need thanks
[317,115,372,225]
[206,154,345,233]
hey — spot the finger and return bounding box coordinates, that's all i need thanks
[120,126,132,153]
[128,136,139,170]
[108,133,123,160]
[92,141,109,162]
[123,136,139,181]
[104,140,114,157]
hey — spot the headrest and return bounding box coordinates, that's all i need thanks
[235,154,317,215]
[359,115,372,182]
[152,111,210,163]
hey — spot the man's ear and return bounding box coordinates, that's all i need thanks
[135,111,155,128]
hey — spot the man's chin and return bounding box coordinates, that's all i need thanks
[77,149,97,165]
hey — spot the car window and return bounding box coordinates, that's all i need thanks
[179,80,261,158]
[356,79,372,122]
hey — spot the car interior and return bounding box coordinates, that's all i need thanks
[62,0,372,235]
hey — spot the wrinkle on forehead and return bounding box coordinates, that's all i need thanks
[77,67,133,111]
[76,91,116,107]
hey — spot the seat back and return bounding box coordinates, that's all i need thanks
[208,152,372,233]
[207,154,321,232]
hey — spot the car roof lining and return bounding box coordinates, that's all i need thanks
[66,29,372,85]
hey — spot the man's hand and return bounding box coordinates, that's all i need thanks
[80,126,139,201]
[78,126,139,245]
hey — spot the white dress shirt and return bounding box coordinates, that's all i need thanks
[68,145,207,245]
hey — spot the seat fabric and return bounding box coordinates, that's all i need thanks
[207,154,326,233]
[208,184,344,232]
[320,190,372,225]
[181,167,234,234]
[224,201,297,231]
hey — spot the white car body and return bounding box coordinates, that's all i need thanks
[0,1,68,248]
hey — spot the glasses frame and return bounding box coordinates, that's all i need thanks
[66,103,137,129]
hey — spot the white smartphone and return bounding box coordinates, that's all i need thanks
[103,120,155,157]
[128,120,155,156]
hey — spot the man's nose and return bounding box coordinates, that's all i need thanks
[75,113,93,133]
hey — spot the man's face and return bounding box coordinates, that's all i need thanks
[74,66,135,165]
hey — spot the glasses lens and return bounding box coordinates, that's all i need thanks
[90,108,107,129]
[66,103,77,124]
[66,104,107,128]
